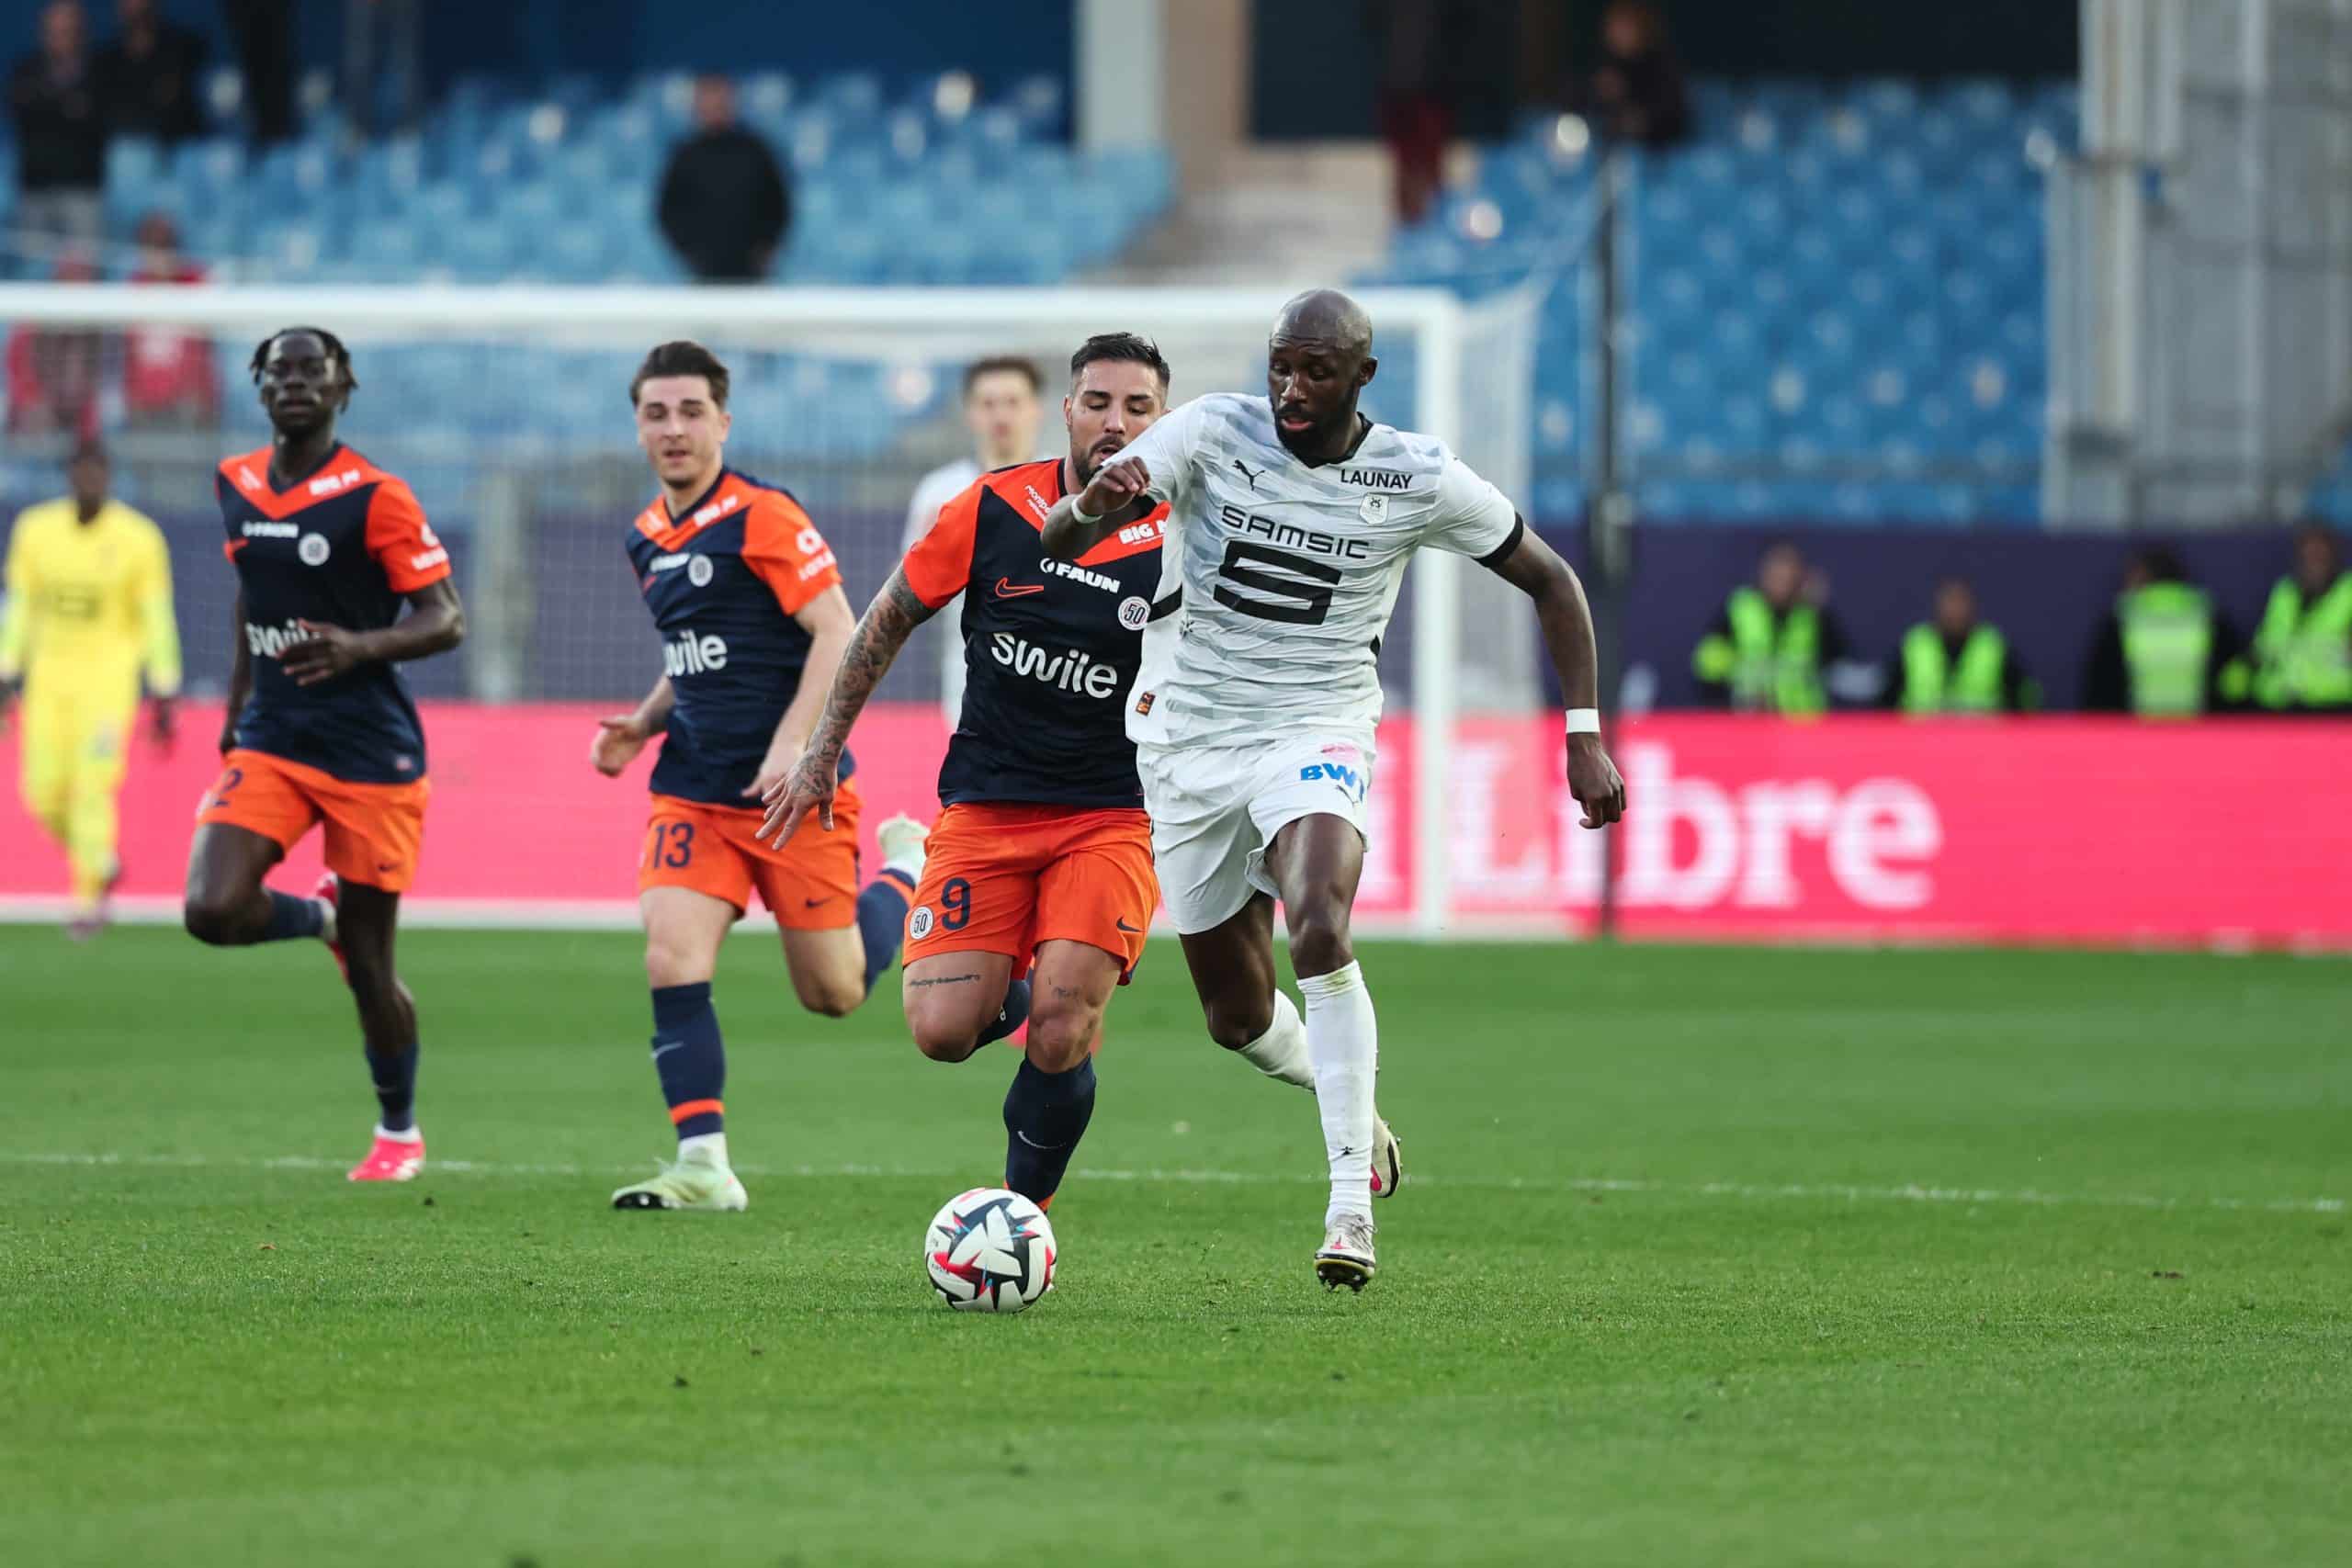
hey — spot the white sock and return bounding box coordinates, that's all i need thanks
[1234,990,1315,1090]
[678,1131,729,1168]
[1297,962,1377,1224]
[317,897,338,946]
[372,1122,422,1145]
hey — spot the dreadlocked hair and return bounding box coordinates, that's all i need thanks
[249,325,358,394]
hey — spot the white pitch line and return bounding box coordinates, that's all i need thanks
[1,1151,2340,1215]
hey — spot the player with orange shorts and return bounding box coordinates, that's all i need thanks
[590,341,929,1213]
[184,326,467,1183]
[761,333,1172,1211]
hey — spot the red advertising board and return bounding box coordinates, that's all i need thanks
[3,706,2346,947]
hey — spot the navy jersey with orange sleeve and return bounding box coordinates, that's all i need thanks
[902,457,1166,807]
[625,468,853,806]
[215,444,452,784]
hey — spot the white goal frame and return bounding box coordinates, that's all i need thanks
[0,282,1482,935]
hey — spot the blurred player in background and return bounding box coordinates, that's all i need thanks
[0,441,181,937]
[593,341,928,1213]
[1042,289,1626,1291]
[185,326,466,1182]
[900,355,1047,728]
[763,333,1170,1213]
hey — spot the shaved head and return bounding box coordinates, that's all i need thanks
[1272,288,1374,357]
[1267,288,1378,462]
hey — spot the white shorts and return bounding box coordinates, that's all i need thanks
[1138,734,1375,935]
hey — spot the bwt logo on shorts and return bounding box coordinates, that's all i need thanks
[990,631,1120,699]
[1299,761,1366,800]
[662,629,729,677]
[246,619,312,659]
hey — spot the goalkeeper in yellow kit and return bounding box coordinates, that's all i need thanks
[0,443,182,935]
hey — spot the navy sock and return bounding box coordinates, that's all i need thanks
[260,889,324,943]
[1002,1055,1096,1206]
[650,982,725,1140]
[856,869,915,997]
[978,977,1032,1047]
[364,1042,420,1133]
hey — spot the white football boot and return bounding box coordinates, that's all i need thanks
[611,1144,748,1212]
[1314,1214,1377,1292]
[1369,1116,1403,1201]
[876,814,931,885]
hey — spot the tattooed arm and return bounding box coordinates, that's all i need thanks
[756,567,939,843]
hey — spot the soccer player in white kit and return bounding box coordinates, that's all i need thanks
[1042,289,1627,1291]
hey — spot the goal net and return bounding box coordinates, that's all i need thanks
[0,283,1538,933]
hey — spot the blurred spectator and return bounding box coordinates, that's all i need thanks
[95,0,204,144]
[9,2,107,257]
[6,249,104,437]
[658,76,790,283]
[120,211,218,427]
[2221,525,2351,714]
[1581,0,1689,150]
[2081,547,2242,717]
[221,0,292,143]
[1691,541,1865,714]
[1367,0,1474,226]
[1885,575,2038,714]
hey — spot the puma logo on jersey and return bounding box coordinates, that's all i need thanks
[662,629,729,677]
[989,632,1120,699]
[1231,457,1264,491]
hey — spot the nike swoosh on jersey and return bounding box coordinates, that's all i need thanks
[993,578,1046,598]
[1114,918,1141,932]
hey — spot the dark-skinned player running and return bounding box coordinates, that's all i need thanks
[1040,289,1627,1290]
[183,326,467,1183]
[757,333,1173,1215]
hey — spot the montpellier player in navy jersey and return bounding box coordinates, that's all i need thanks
[184,326,467,1183]
[592,341,927,1213]
[761,333,1170,1213]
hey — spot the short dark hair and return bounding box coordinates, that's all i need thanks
[631,340,730,408]
[1069,333,1170,393]
[962,355,1042,398]
[250,325,356,394]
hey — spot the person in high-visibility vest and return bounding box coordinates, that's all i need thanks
[1691,540,1860,713]
[2081,547,2242,717]
[1884,575,2038,715]
[2219,525,2350,713]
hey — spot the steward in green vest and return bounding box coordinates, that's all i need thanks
[1886,576,2039,714]
[1693,541,1853,714]
[2220,526,2352,712]
[2081,547,2242,717]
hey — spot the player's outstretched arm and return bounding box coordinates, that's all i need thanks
[1040,456,1151,562]
[281,580,467,687]
[219,591,254,754]
[591,675,673,776]
[756,568,938,843]
[1483,525,1627,829]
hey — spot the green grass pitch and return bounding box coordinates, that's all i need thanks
[2,927,2347,1567]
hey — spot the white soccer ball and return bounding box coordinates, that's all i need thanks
[924,1187,1057,1313]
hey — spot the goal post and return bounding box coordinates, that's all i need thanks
[0,282,1537,936]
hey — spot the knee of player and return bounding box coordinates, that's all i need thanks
[1204,997,1275,1052]
[797,979,863,1020]
[1024,1005,1100,1073]
[642,939,707,990]
[909,1018,981,1063]
[181,893,243,946]
[1284,907,1354,977]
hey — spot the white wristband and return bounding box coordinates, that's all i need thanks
[1566,707,1602,736]
[1069,499,1102,526]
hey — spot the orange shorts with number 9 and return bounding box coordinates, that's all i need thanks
[637,777,863,929]
[903,803,1157,981]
